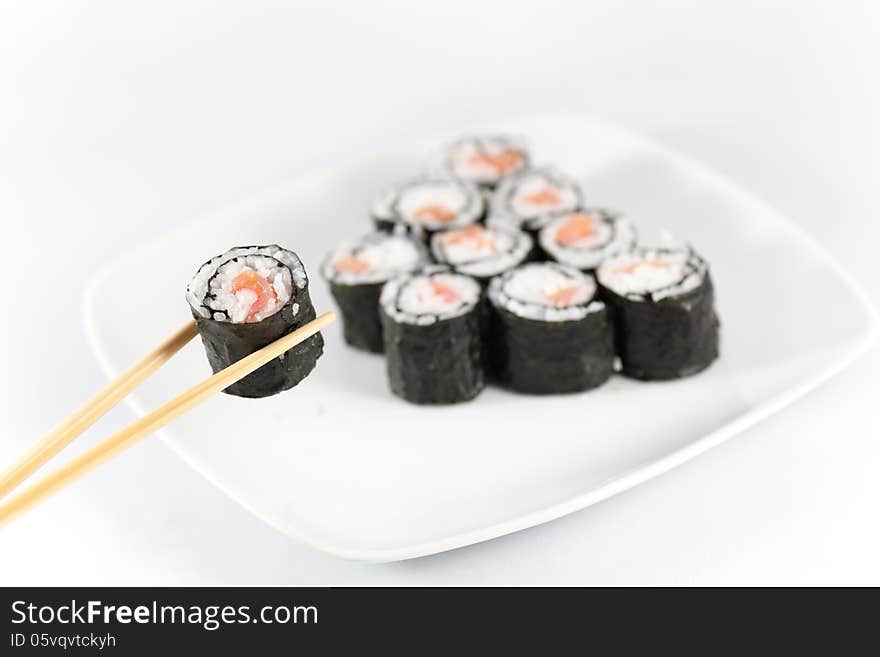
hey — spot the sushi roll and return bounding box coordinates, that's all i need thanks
[490,166,583,236]
[321,232,428,353]
[430,223,533,282]
[441,135,530,190]
[379,266,485,404]
[488,262,614,394]
[371,177,485,240]
[186,245,324,398]
[538,208,637,271]
[596,246,720,380]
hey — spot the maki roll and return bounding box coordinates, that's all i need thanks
[538,208,637,271]
[488,262,614,394]
[491,166,583,236]
[380,266,485,404]
[371,177,485,240]
[430,223,533,282]
[596,246,720,380]
[321,232,428,353]
[186,245,324,398]
[441,135,530,190]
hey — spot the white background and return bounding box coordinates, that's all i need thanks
[1,0,878,585]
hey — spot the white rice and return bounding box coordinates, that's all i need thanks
[596,247,707,301]
[321,232,427,285]
[538,209,637,270]
[444,135,529,186]
[488,262,604,322]
[187,245,305,323]
[381,266,481,326]
[430,223,532,278]
[372,177,484,232]
[492,166,583,227]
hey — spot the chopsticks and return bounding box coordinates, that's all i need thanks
[0,311,335,527]
[0,320,199,500]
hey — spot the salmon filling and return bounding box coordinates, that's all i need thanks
[610,260,672,276]
[546,285,581,308]
[412,204,456,223]
[465,149,524,175]
[334,254,370,274]
[555,213,598,247]
[431,223,532,279]
[440,225,497,252]
[503,263,594,309]
[489,262,602,323]
[391,270,482,320]
[324,232,427,287]
[597,249,702,299]
[447,137,528,185]
[428,280,458,304]
[231,269,279,322]
[389,180,478,229]
[202,253,294,323]
[538,209,636,271]
[521,187,563,207]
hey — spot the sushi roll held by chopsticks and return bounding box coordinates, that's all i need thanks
[321,232,429,353]
[187,245,324,398]
[0,246,334,525]
[596,246,720,380]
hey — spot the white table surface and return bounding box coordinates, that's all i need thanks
[1,0,877,586]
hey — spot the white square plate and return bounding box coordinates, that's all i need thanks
[84,113,877,561]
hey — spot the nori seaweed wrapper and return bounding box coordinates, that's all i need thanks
[372,216,400,234]
[598,256,720,380]
[380,268,485,404]
[488,275,615,394]
[381,309,485,404]
[328,281,384,353]
[521,221,547,247]
[188,246,324,398]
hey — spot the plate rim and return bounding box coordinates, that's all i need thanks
[82,111,879,562]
